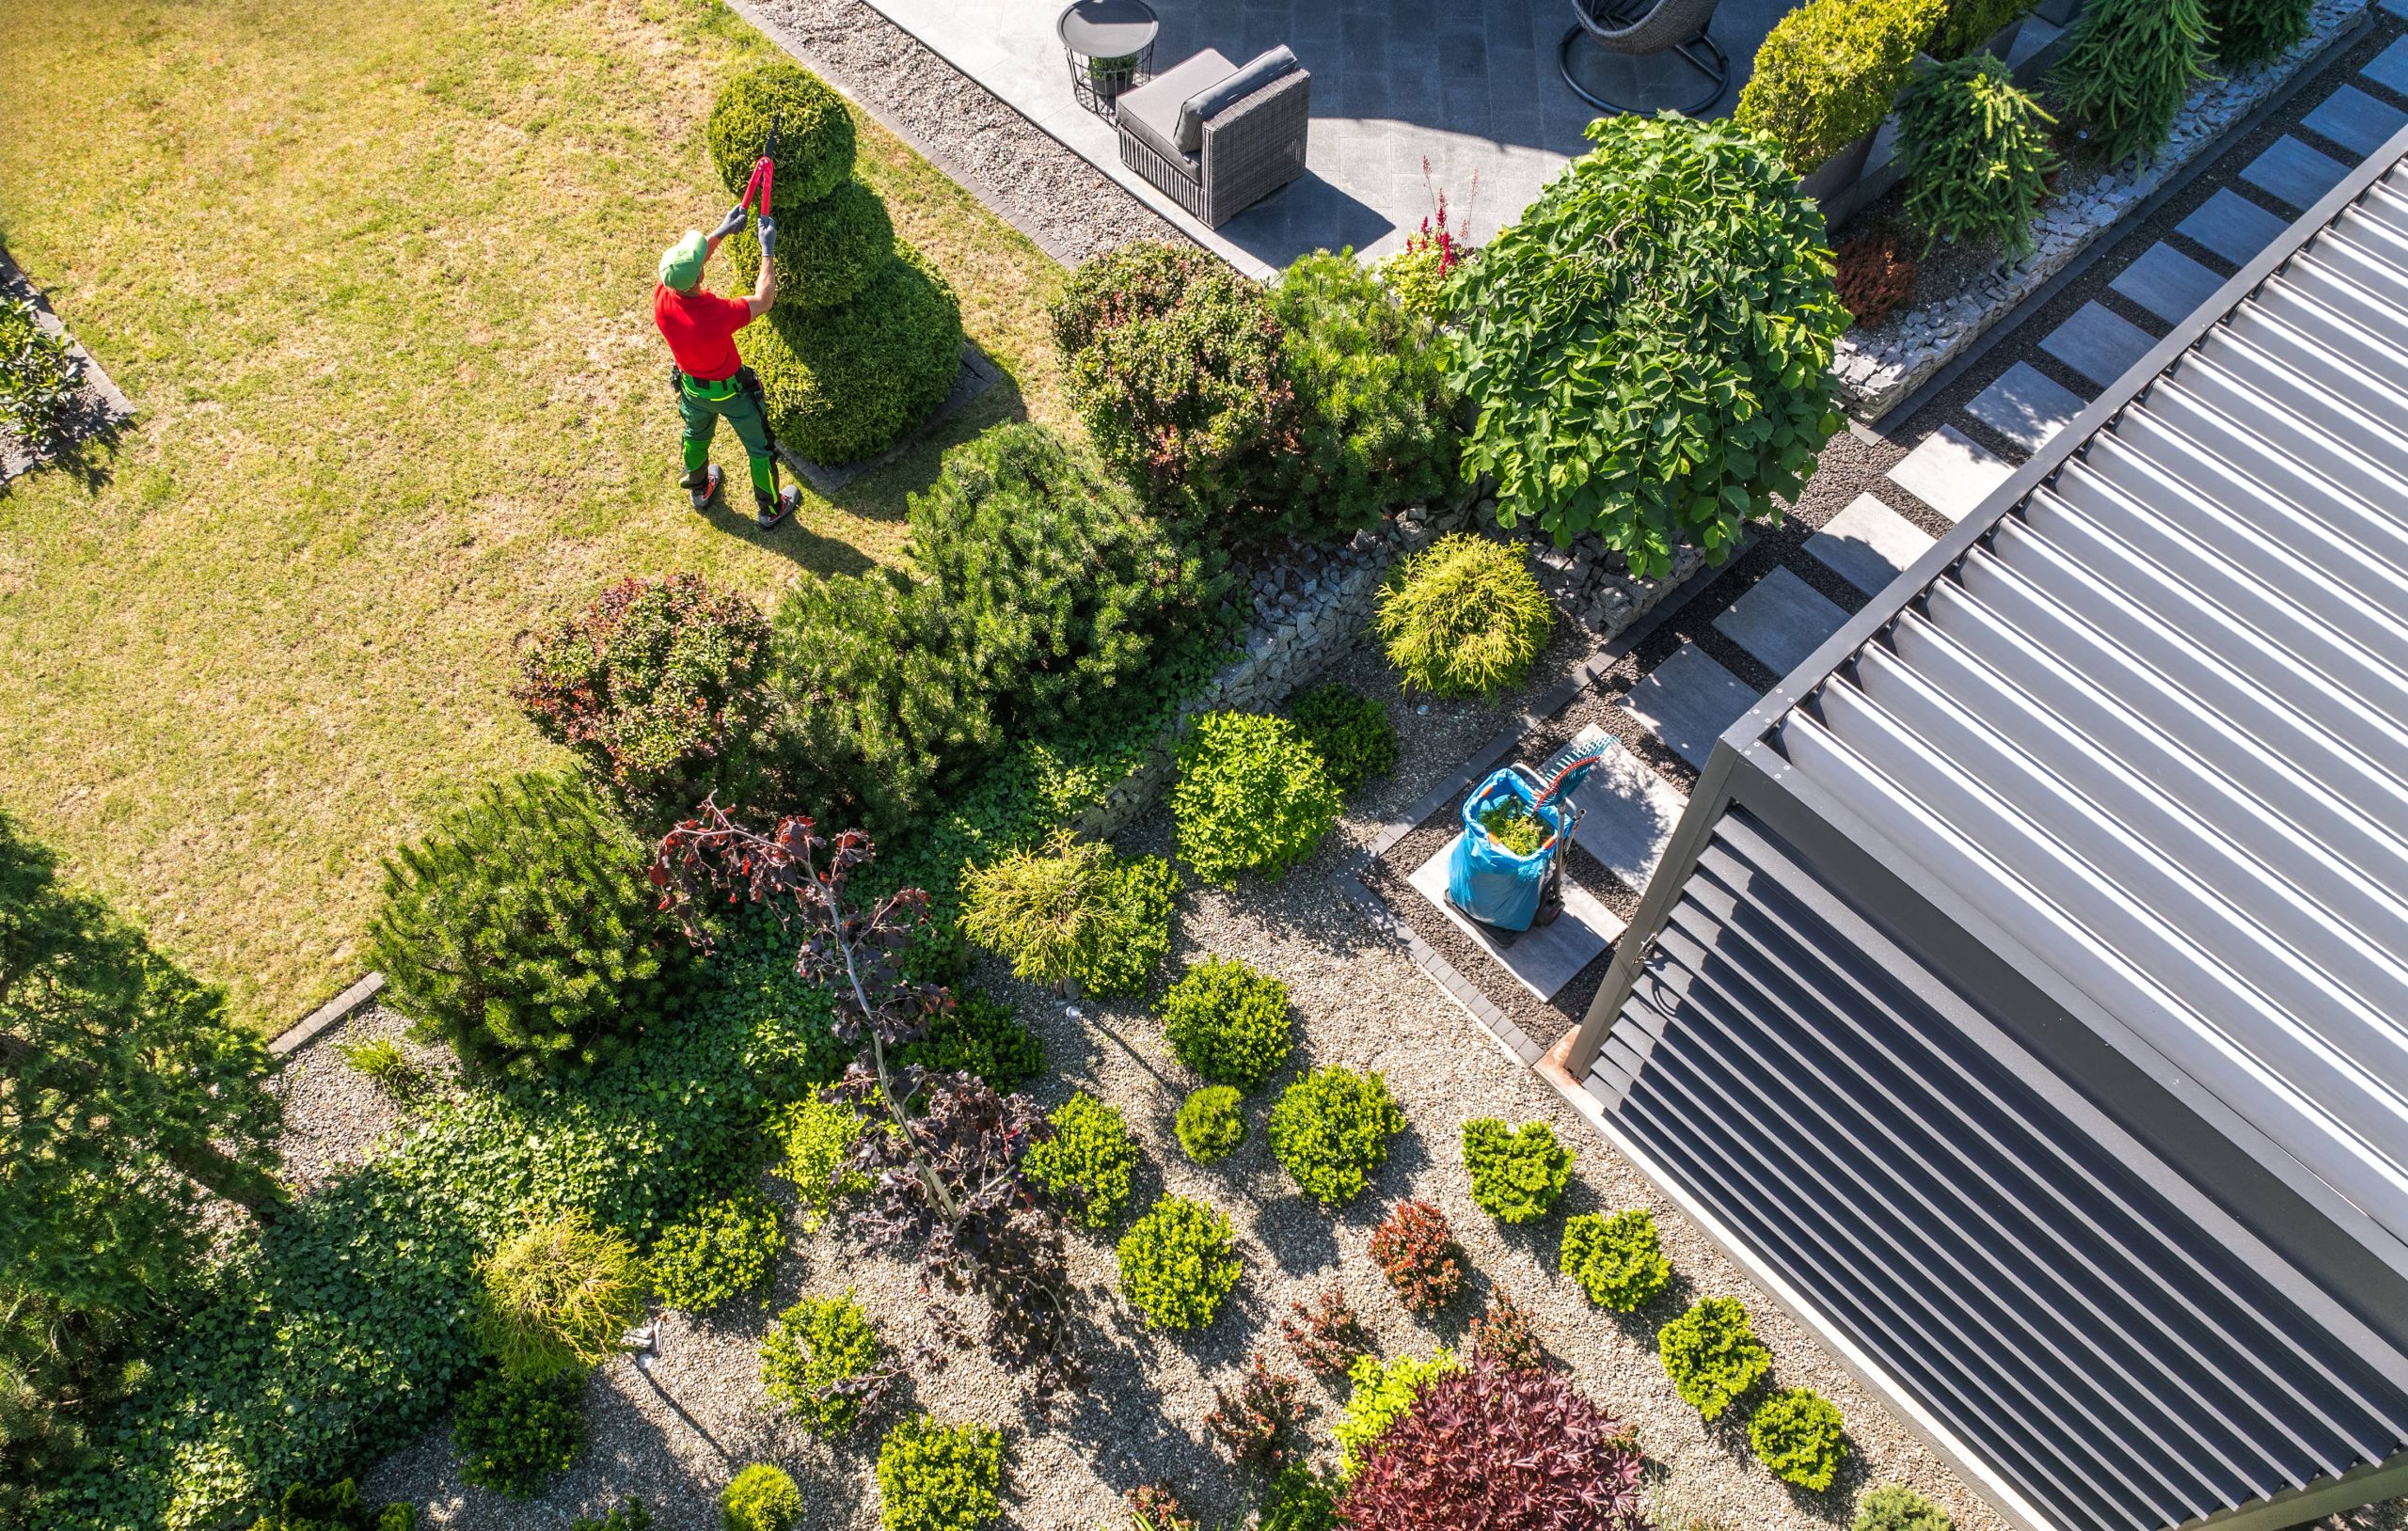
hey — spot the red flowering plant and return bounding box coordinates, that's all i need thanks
[1377,158,1481,321]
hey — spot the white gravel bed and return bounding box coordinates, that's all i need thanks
[270,1005,457,1195]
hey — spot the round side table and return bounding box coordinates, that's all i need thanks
[1057,0,1160,117]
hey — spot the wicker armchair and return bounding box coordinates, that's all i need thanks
[1115,47,1310,228]
[1560,0,1727,115]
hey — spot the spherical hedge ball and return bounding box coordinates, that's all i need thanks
[721,180,894,312]
[751,244,963,465]
[706,62,854,213]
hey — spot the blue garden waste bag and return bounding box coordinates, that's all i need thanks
[1448,767,1568,933]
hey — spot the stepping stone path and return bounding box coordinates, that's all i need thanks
[1968,362,2088,454]
[1806,493,1935,595]
[2112,244,2226,324]
[2242,136,2352,211]
[1406,836,1624,1002]
[2365,37,2408,97]
[1889,424,2017,522]
[1619,641,1762,770]
[2305,85,2408,158]
[1555,725,1688,892]
[2040,302,2158,388]
[1712,565,1848,677]
[2179,190,2291,265]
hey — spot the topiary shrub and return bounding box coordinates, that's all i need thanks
[1560,1209,1671,1312]
[877,1416,1005,1531]
[1337,1355,1650,1527]
[1283,1286,1374,1377]
[1205,1349,1310,1471]
[1286,684,1397,796]
[1735,0,1941,174]
[1451,116,1847,576]
[245,1478,414,1531]
[1751,1386,1848,1491]
[721,182,893,312]
[1658,1296,1773,1420]
[771,1095,872,1228]
[1369,1199,1466,1314]
[1835,229,1919,328]
[452,1371,587,1498]
[761,1289,897,1438]
[1930,0,2036,57]
[1269,1066,1406,1206]
[961,834,1177,999]
[721,1463,804,1531]
[705,62,856,213]
[1375,534,1554,699]
[1855,1483,1954,1531]
[750,245,963,465]
[1333,1349,1461,1477]
[1176,1085,1248,1162]
[649,1190,783,1314]
[2051,0,2212,166]
[368,773,689,1082]
[1171,711,1341,886]
[1899,55,2058,260]
[1467,1286,1545,1371]
[895,987,1046,1091]
[473,1215,646,1381]
[1025,1091,1140,1229]
[1117,1194,1244,1329]
[1159,955,1293,1088]
[2204,0,2310,67]
[1461,1118,1574,1223]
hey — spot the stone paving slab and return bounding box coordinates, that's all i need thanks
[1805,493,1934,595]
[2242,135,2352,212]
[1550,723,1688,892]
[2040,302,2158,389]
[2367,35,2408,95]
[1620,641,1762,770]
[1967,361,2088,454]
[2178,189,2292,265]
[1888,423,2018,523]
[2305,84,2408,157]
[1712,565,1849,677]
[1406,834,1624,1002]
[2112,243,2227,324]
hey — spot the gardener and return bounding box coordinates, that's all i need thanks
[655,204,800,529]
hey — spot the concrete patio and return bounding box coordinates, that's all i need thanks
[859,0,1801,273]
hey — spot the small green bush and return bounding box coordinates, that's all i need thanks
[1930,0,2035,57]
[1898,55,2058,260]
[721,181,893,311]
[1658,1297,1773,1420]
[1160,955,1293,1088]
[1560,1210,1671,1312]
[2052,0,2212,165]
[245,1478,414,1531]
[473,1215,645,1382]
[895,987,1047,1091]
[1259,1464,1340,1531]
[2204,0,2310,67]
[1461,1118,1574,1223]
[1376,535,1554,699]
[650,1190,783,1313]
[721,1463,804,1531]
[1117,1194,1244,1329]
[761,1290,888,1438]
[571,1503,652,1531]
[705,62,856,213]
[1287,684,1397,796]
[1855,1483,1954,1531]
[334,1035,416,1094]
[368,773,688,1082]
[1751,1387,1848,1491]
[1172,711,1341,886]
[1176,1085,1248,1162]
[751,244,962,465]
[1025,1091,1140,1228]
[1268,1066,1406,1207]
[1333,1349,1461,1478]
[1736,0,1941,173]
[452,1371,586,1498]
[961,835,1177,998]
[0,295,82,449]
[771,1095,873,1227]
[877,1416,1005,1531]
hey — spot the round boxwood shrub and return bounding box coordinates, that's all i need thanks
[750,244,963,465]
[761,1289,891,1438]
[1735,0,1940,175]
[721,181,894,312]
[368,772,689,1082]
[1172,711,1341,886]
[1268,1066,1406,1207]
[1160,955,1292,1088]
[1855,1483,1954,1531]
[473,1215,646,1382]
[1751,1386,1848,1491]
[649,1189,784,1314]
[1560,1209,1671,1312]
[452,1371,587,1498]
[1117,1193,1244,1329]
[721,1463,803,1531]
[705,62,856,213]
[1461,1118,1574,1223]
[1287,684,1397,796]
[1025,1091,1140,1229]
[1657,1296,1773,1420]
[895,986,1046,1091]
[1176,1085,1248,1162]
[877,1415,1005,1531]
[1375,535,1554,700]
[772,1095,873,1227]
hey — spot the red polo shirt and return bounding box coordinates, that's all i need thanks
[654,283,753,382]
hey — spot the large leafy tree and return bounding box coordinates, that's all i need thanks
[0,811,282,1318]
[1450,115,1848,577]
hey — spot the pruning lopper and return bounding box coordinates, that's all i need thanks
[738,107,781,229]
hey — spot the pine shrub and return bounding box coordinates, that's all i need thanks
[1160,955,1293,1088]
[1658,1296,1773,1420]
[1025,1091,1140,1229]
[1751,1387,1848,1491]
[1176,1085,1249,1162]
[1269,1066,1406,1206]
[1172,711,1341,886]
[452,1371,587,1498]
[1117,1194,1244,1330]
[770,1095,872,1228]
[2051,0,2212,165]
[1461,1118,1574,1223]
[369,773,688,1082]
[2205,0,2310,67]
[1855,1483,1954,1531]
[1560,1209,1672,1312]
[649,1190,783,1314]
[761,1290,895,1438]
[1283,1286,1374,1377]
[472,1216,645,1382]
[1205,1349,1309,1471]
[1286,684,1397,796]
[705,62,856,212]
[961,834,1177,999]
[1333,1349,1461,1477]
[721,1463,804,1531]
[1370,1200,1466,1314]
[1835,230,1919,327]
[1375,535,1554,699]
[895,987,1046,1091]
[1467,1286,1545,1371]
[1735,0,1942,173]
[1898,55,2058,260]
[876,1416,1005,1531]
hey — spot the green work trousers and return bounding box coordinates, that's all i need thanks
[675,367,777,503]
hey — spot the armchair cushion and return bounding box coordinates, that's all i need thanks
[1115,47,1235,167]
[1177,45,1299,151]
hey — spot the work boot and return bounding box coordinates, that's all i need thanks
[754,484,800,530]
[683,464,722,513]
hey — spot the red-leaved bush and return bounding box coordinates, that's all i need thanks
[1283,1286,1373,1377]
[1205,1350,1309,1471]
[1126,1484,1197,1531]
[1339,1356,1654,1530]
[1370,1199,1465,1314]
[1468,1284,1545,1371]
[1833,230,1918,330]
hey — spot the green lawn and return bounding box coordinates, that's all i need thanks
[0,0,1069,1027]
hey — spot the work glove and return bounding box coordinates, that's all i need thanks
[712,204,749,240]
[756,216,777,262]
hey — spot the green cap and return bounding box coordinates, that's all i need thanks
[657,229,708,292]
